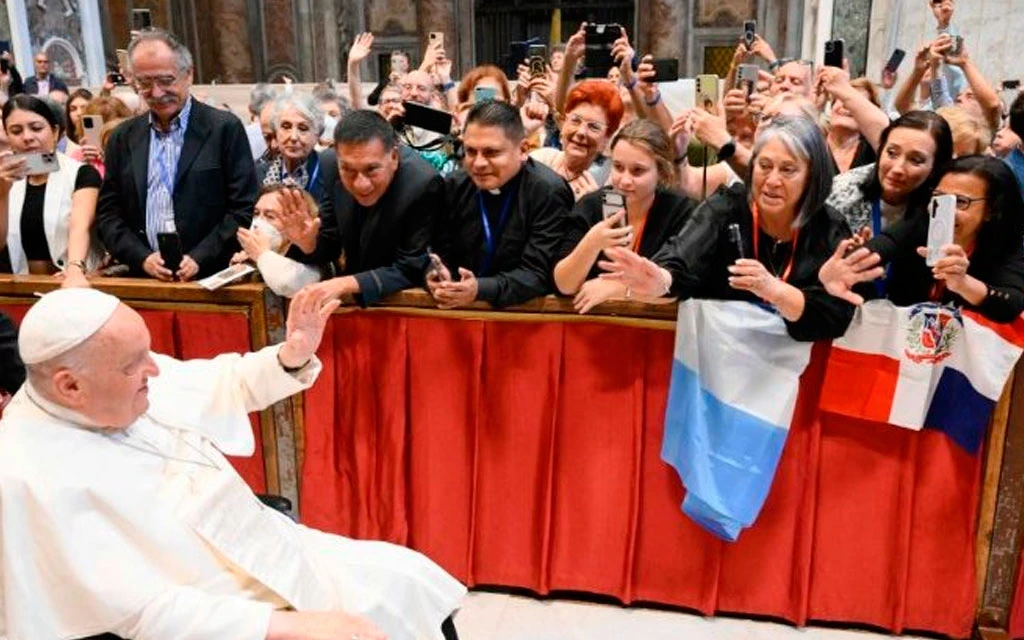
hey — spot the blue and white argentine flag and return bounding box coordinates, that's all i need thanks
[662,300,813,541]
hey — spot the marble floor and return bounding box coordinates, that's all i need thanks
[452,592,930,640]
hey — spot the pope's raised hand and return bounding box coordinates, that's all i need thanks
[278,287,340,369]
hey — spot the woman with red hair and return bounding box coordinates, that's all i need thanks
[530,79,624,200]
[456,64,513,105]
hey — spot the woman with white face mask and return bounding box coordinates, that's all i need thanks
[231,185,324,297]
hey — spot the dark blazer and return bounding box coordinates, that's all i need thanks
[558,187,697,281]
[652,183,864,341]
[866,211,1024,322]
[435,159,572,307]
[23,74,67,96]
[0,311,25,394]
[292,146,442,304]
[96,99,258,277]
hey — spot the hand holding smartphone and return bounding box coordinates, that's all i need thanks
[601,190,627,228]
[926,194,957,267]
[824,39,845,68]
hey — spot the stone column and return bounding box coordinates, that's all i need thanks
[263,0,299,79]
[208,0,255,82]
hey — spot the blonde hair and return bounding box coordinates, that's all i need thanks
[609,119,677,187]
[937,106,992,156]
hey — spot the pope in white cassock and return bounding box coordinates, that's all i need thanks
[0,287,466,640]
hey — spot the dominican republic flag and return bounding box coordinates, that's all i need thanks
[819,301,1024,453]
[662,300,813,542]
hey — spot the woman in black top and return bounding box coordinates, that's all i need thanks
[820,156,1024,323]
[598,116,865,341]
[554,119,696,313]
[0,95,101,287]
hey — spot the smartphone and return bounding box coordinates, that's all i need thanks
[948,35,964,57]
[884,48,906,74]
[926,194,956,267]
[108,71,126,85]
[157,231,183,274]
[0,41,10,56]
[15,151,59,175]
[429,31,444,49]
[474,86,497,102]
[401,100,453,135]
[131,8,152,32]
[198,263,255,291]
[735,63,759,95]
[1004,79,1021,91]
[824,39,845,68]
[81,114,104,148]
[601,190,627,228]
[728,223,745,259]
[507,40,532,77]
[651,58,679,83]
[0,59,8,74]
[528,44,548,78]
[743,21,757,48]
[696,74,720,113]
[584,23,620,79]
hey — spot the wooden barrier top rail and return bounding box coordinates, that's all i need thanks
[0,276,680,323]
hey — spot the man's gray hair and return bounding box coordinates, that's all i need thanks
[270,93,325,137]
[746,114,835,229]
[249,83,278,117]
[127,28,194,75]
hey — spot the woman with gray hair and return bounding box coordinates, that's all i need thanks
[256,93,325,199]
[598,115,868,340]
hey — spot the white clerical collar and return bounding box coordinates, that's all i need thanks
[23,381,113,431]
[487,188,501,195]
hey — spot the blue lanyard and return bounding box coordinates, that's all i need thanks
[478,190,514,276]
[155,133,177,195]
[307,155,320,192]
[871,198,889,296]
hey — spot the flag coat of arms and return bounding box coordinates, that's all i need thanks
[662,300,813,541]
[819,300,1024,452]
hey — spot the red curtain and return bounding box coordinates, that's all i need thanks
[0,303,266,493]
[302,312,981,638]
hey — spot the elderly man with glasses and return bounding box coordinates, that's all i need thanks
[95,29,258,282]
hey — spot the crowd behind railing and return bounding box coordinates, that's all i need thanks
[1,0,1023,356]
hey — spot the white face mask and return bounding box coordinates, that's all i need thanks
[251,216,284,252]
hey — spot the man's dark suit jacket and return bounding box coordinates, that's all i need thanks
[0,312,24,394]
[96,99,258,277]
[23,74,68,96]
[293,146,442,304]
[435,159,572,307]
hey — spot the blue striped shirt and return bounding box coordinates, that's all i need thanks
[145,98,193,249]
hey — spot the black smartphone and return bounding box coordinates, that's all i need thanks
[0,59,8,74]
[528,44,547,78]
[743,21,757,48]
[108,71,125,85]
[401,101,453,135]
[884,48,906,73]
[507,40,532,77]
[651,58,679,83]
[1004,79,1022,91]
[131,8,152,32]
[824,39,845,68]
[583,23,620,78]
[0,41,10,56]
[157,232,183,274]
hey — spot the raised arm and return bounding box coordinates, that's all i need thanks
[347,32,374,110]
[893,44,933,115]
[946,43,1003,131]
[555,23,586,114]
[816,66,891,151]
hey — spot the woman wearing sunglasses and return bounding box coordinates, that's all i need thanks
[819,155,1024,322]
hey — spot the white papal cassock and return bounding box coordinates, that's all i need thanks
[0,344,466,640]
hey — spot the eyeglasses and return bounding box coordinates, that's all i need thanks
[565,113,608,135]
[134,74,180,90]
[933,191,987,210]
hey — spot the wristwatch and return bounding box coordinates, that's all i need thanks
[717,138,737,161]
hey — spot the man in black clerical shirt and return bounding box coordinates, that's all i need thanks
[428,102,572,308]
[280,110,442,304]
